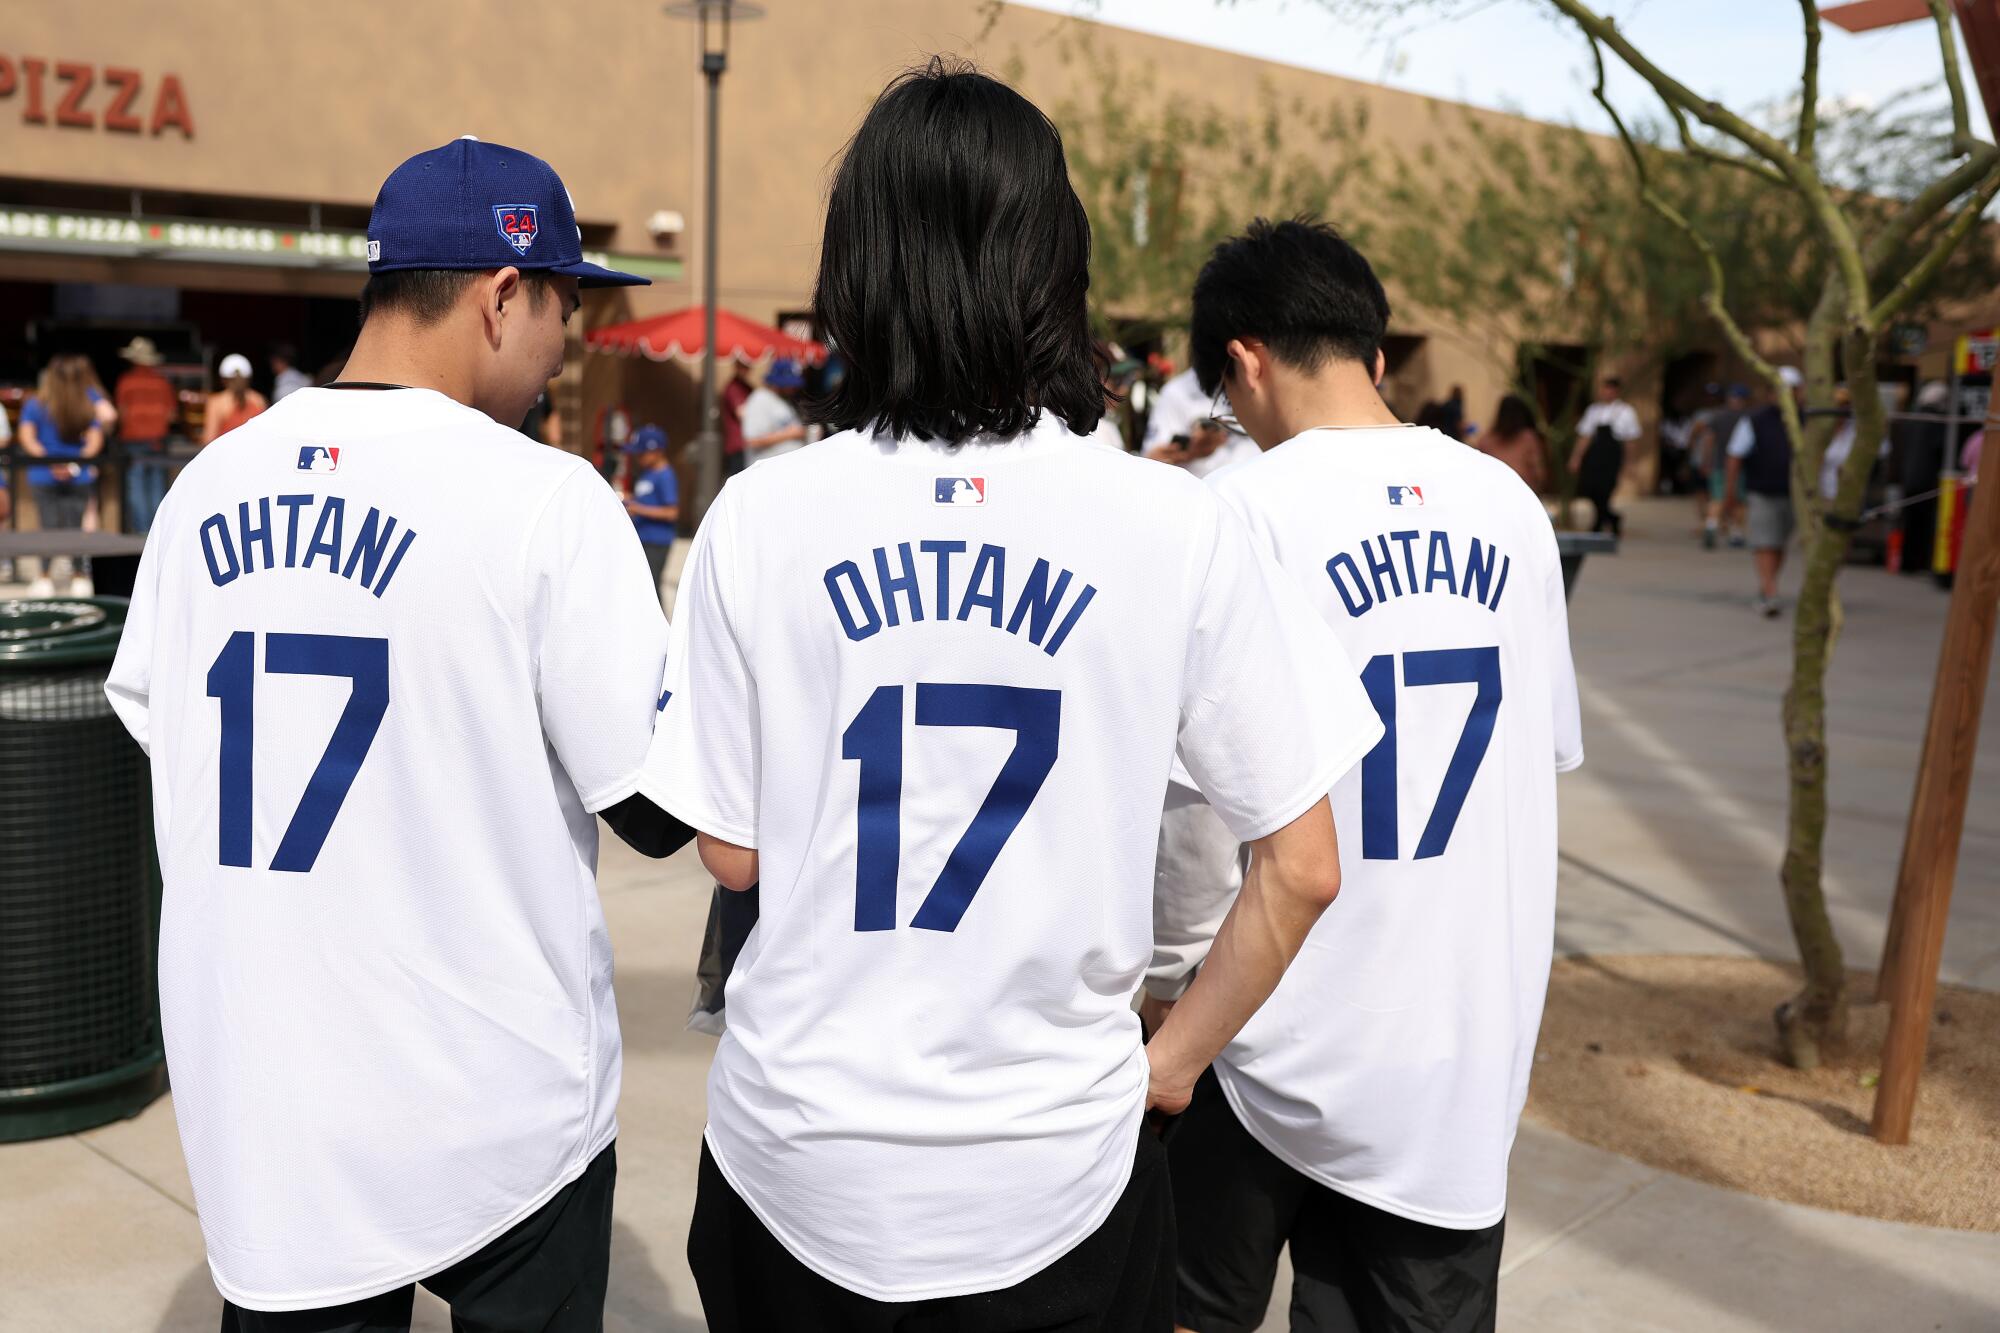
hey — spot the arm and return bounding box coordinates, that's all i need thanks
[625,499,681,522]
[18,416,44,458]
[1143,798,1341,1113]
[745,422,806,449]
[202,396,225,445]
[81,424,105,460]
[698,832,759,892]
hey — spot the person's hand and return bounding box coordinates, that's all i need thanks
[1185,421,1228,461]
[1143,442,1189,467]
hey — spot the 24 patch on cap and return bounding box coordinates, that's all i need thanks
[493,204,539,255]
[934,477,986,505]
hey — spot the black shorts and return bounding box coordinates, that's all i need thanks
[689,1128,1175,1331]
[1167,1071,1503,1333]
[221,1143,616,1333]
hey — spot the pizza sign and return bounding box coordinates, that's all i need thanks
[0,56,193,138]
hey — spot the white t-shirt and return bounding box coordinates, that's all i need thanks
[1576,399,1641,443]
[104,387,668,1310]
[640,410,1381,1301]
[740,386,804,463]
[1141,367,1230,448]
[1155,425,1582,1230]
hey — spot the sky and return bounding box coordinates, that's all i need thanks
[1007,0,1990,141]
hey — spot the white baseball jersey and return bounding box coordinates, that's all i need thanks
[104,387,668,1309]
[1157,425,1582,1229]
[640,411,1382,1300]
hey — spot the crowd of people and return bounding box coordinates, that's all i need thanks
[0,341,312,569]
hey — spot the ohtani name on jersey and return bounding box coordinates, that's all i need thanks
[1325,529,1511,617]
[824,541,1098,657]
[198,494,418,598]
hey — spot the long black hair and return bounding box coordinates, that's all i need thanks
[1492,394,1538,438]
[808,58,1104,444]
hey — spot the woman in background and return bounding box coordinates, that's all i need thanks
[18,355,106,533]
[1475,393,1548,492]
[203,353,267,445]
[17,355,107,591]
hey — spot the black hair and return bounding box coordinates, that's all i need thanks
[1602,375,1623,390]
[272,342,298,367]
[358,268,557,327]
[808,58,1104,443]
[1190,217,1390,396]
[1415,401,1457,433]
[1492,393,1537,437]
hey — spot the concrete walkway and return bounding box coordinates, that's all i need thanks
[5,498,1995,1331]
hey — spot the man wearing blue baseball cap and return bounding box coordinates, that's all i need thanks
[106,137,693,1333]
[623,423,680,605]
[740,357,807,465]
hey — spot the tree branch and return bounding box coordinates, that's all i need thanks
[1663,89,1788,187]
[1867,141,2000,281]
[1548,0,1871,325]
[1869,166,2000,330]
[1798,0,1820,162]
[1929,0,1976,154]
[1550,0,1798,173]
[1588,40,1784,395]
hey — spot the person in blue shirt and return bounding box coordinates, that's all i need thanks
[623,423,680,606]
[18,354,108,533]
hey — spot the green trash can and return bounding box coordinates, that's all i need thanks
[0,597,165,1141]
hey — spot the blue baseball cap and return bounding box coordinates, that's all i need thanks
[367,137,648,288]
[764,358,804,390]
[624,424,669,454]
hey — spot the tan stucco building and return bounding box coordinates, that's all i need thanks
[0,2,1600,449]
[23,0,1964,490]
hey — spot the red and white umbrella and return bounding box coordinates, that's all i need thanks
[585,305,827,366]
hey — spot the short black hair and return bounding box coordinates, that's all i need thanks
[358,268,557,327]
[809,58,1103,443]
[271,342,298,366]
[1190,217,1390,396]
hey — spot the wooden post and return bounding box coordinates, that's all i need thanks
[1872,412,2000,1144]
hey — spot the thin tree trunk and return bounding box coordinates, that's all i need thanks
[1773,324,1886,1066]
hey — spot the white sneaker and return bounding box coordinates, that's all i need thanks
[1757,595,1783,619]
[68,575,94,597]
[26,576,55,597]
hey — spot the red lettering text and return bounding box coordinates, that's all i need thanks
[150,73,192,138]
[102,67,142,133]
[54,61,93,128]
[22,56,46,124]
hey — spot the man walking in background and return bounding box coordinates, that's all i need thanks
[1569,375,1641,536]
[1725,367,1803,618]
[270,343,312,402]
[739,358,806,464]
[1692,383,1751,550]
[1153,218,1583,1333]
[114,336,179,535]
[623,423,679,606]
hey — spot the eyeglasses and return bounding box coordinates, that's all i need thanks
[1201,381,1246,437]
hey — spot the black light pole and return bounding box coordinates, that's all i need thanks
[667,0,763,525]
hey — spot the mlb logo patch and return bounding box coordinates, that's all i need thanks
[298,446,340,473]
[935,477,987,506]
[493,204,539,255]
[1386,484,1425,507]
